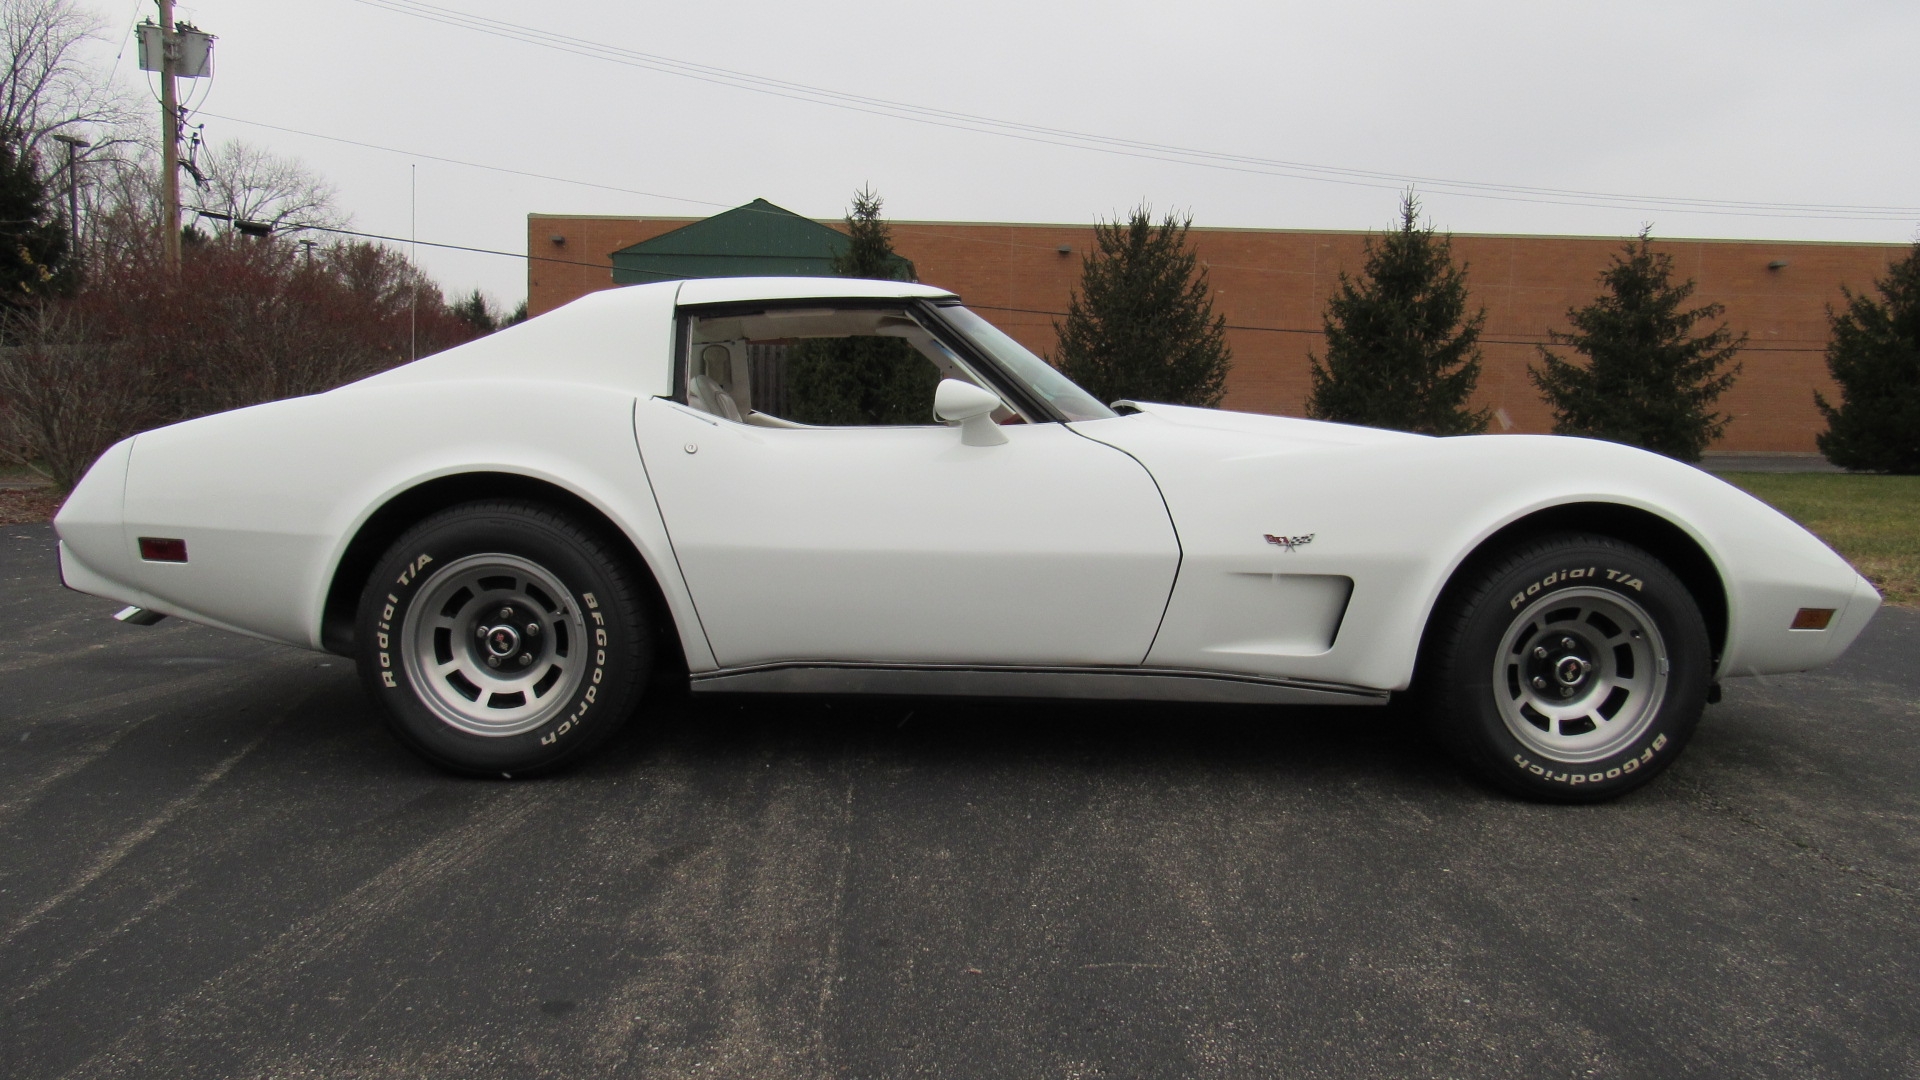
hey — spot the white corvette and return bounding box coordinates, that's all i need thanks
[54,277,1879,800]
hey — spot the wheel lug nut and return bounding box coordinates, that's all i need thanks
[498,606,514,620]
[1532,676,1547,690]
[1533,646,1548,659]
[486,655,502,669]
[525,623,540,637]
[518,652,533,666]
[1558,686,1574,698]
[475,625,489,640]
[1560,636,1576,650]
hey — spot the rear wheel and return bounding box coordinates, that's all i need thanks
[1424,533,1710,802]
[355,500,649,776]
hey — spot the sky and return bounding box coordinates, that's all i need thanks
[89,0,1920,310]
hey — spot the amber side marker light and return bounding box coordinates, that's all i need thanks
[138,537,188,563]
[1790,608,1835,631]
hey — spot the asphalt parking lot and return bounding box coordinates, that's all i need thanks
[3,522,1916,1079]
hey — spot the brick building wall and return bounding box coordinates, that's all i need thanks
[529,213,1908,452]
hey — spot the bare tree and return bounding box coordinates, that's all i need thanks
[194,138,345,232]
[0,0,139,148]
[1,0,144,275]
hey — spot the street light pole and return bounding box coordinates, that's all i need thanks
[51,133,88,260]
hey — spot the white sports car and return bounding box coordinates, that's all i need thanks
[53,277,1880,800]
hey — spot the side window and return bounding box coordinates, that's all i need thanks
[682,306,1016,428]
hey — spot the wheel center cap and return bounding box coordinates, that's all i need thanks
[485,625,521,658]
[1555,655,1590,686]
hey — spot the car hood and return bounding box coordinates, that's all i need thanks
[1115,402,1430,449]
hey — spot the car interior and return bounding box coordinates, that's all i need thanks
[682,306,1023,428]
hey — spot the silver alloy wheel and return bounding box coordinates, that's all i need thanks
[400,553,589,737]
[1493,586,1670,764]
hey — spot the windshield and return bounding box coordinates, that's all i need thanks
[931,303,1117,422]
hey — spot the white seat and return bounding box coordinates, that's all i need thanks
[691,374,742,423]
[689,342,750,423]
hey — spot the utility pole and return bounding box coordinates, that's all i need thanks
[138,8,208,271]
[157,0,180,273]
[410,163,417,363]
[51,133,87,260]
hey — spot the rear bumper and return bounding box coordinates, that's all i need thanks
[58,539,167,613]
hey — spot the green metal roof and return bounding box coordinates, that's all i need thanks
[609,198,912,285]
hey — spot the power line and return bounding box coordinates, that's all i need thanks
[199,111,740,212]
[971,303,1826,352]
[266,218,1850,355]
[245,202,1832,355]
[203,108,1901,302]
[274,221,616,269]
[199,110,1108,259]
[341,0,1920,224]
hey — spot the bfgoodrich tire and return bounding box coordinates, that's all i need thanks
[355,500,650,777]
[1424,533,1711,802]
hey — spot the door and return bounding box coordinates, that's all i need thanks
[632,302,1179,670]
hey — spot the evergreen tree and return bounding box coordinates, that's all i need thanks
[785,187,936,425]
[0,133,72,312]
[1815,241,1920,473]
[1305,193,1487,434]
[828,185,914,282]
[1529,229,1743,462]
[450,288,501,334]
[1054,207,1230,407]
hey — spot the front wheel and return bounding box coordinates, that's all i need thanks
[1423,533,1711,802]
[355,500,650,776]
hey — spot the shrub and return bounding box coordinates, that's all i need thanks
[0,304,153,490]
[0,223,483,490]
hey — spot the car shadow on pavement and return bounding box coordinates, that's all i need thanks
[573,689,1476,799]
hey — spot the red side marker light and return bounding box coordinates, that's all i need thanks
[1790,608,1834,630]
[138,537,188,563]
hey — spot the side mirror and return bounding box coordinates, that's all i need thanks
[934,379,1009,446]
